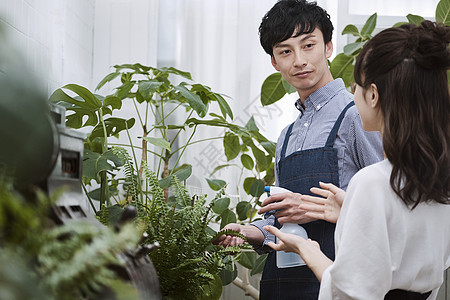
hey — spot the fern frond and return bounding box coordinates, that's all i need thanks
[112,146,139,202]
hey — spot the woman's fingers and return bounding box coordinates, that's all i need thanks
[319,182,341,194]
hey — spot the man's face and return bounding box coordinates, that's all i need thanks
[271,27,333,100]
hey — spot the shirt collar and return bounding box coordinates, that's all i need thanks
[294,78,346,112]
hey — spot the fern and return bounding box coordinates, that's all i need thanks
[138,172,247,300]
[112,146,139,202]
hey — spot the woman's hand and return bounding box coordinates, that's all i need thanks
[300,182,345,223]
[264,224,333,282]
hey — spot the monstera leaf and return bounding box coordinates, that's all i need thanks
[83,149,125,182]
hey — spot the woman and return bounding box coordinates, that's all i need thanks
[264,21,450,299]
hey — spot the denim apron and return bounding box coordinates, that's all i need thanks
[259,101,354,300]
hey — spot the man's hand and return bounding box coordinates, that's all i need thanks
[258,192,317,224]
[213,223,265,248]
[299,182,345,224]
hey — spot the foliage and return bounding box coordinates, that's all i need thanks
[100,152,252,299]
[49,62,276,287]
[0,180,142,300]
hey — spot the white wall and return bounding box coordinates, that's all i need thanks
[0,0,95,93]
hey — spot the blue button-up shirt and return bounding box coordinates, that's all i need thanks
[251,78,384,252]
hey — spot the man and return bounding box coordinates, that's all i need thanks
[214,1,383,299]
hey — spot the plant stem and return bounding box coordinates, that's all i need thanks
[132,98,145,129]
[170,136,223,155]
[169,125,197,177]
[82,183,97,214]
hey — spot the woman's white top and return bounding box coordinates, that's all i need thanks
[319,159,450,300]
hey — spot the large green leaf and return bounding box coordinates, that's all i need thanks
[360,13,377,38]
[83,149,125,181]
[212,197,230,214]
[282,78,296,94]
[261,72,287,106]
[251,145,268,171]
[218,264,237,285]
[223,132,240,161]
[237,252,257,269]
[174,84,206,115]
[249,179,265,197]
[90,117,136,139]
[329,53,355,87]
[236,201,252,221]
[243,177,256,194]
[250,254,267,275]
[220,209,237,228]
[200,274,222,300]
[49,84,102,128]
[406,14,425,25]
[436,0,450,26]
[143,137,171,152]
[116,81,134,99]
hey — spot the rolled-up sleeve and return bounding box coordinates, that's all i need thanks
[251,214,276,254]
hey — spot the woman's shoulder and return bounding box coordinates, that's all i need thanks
[347,160,392,197]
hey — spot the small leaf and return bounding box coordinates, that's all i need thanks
[261,72,287,106]
[174,84,206,115]
[138,80,164,101]
[406,14,425,25]
[342,24,360,36]
[245,116,259,132]
[143,137,171,152]
[116,81,134,99]
[393,21,409,28]
[436,0,450,26]
[214,93,234,120]
[223,132,240,161]
[240,154,254,170]
[165,67,192,80]
[96,71,121,91]
[206,178,227,191]
[243,177,256,195]
[360,13,377,37]
[103,96,122,111]
[212,197,230,214]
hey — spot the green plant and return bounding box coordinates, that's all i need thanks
[0,180,142,300]
[49,62,277,289]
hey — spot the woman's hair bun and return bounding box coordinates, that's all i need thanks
[404,20,450,70]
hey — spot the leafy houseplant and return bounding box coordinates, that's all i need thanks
[49,63,277,298]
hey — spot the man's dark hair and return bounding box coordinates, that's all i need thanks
[259,0,333,56]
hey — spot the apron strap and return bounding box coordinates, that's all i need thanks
[325,101,355,147]
[280,122,295,159]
